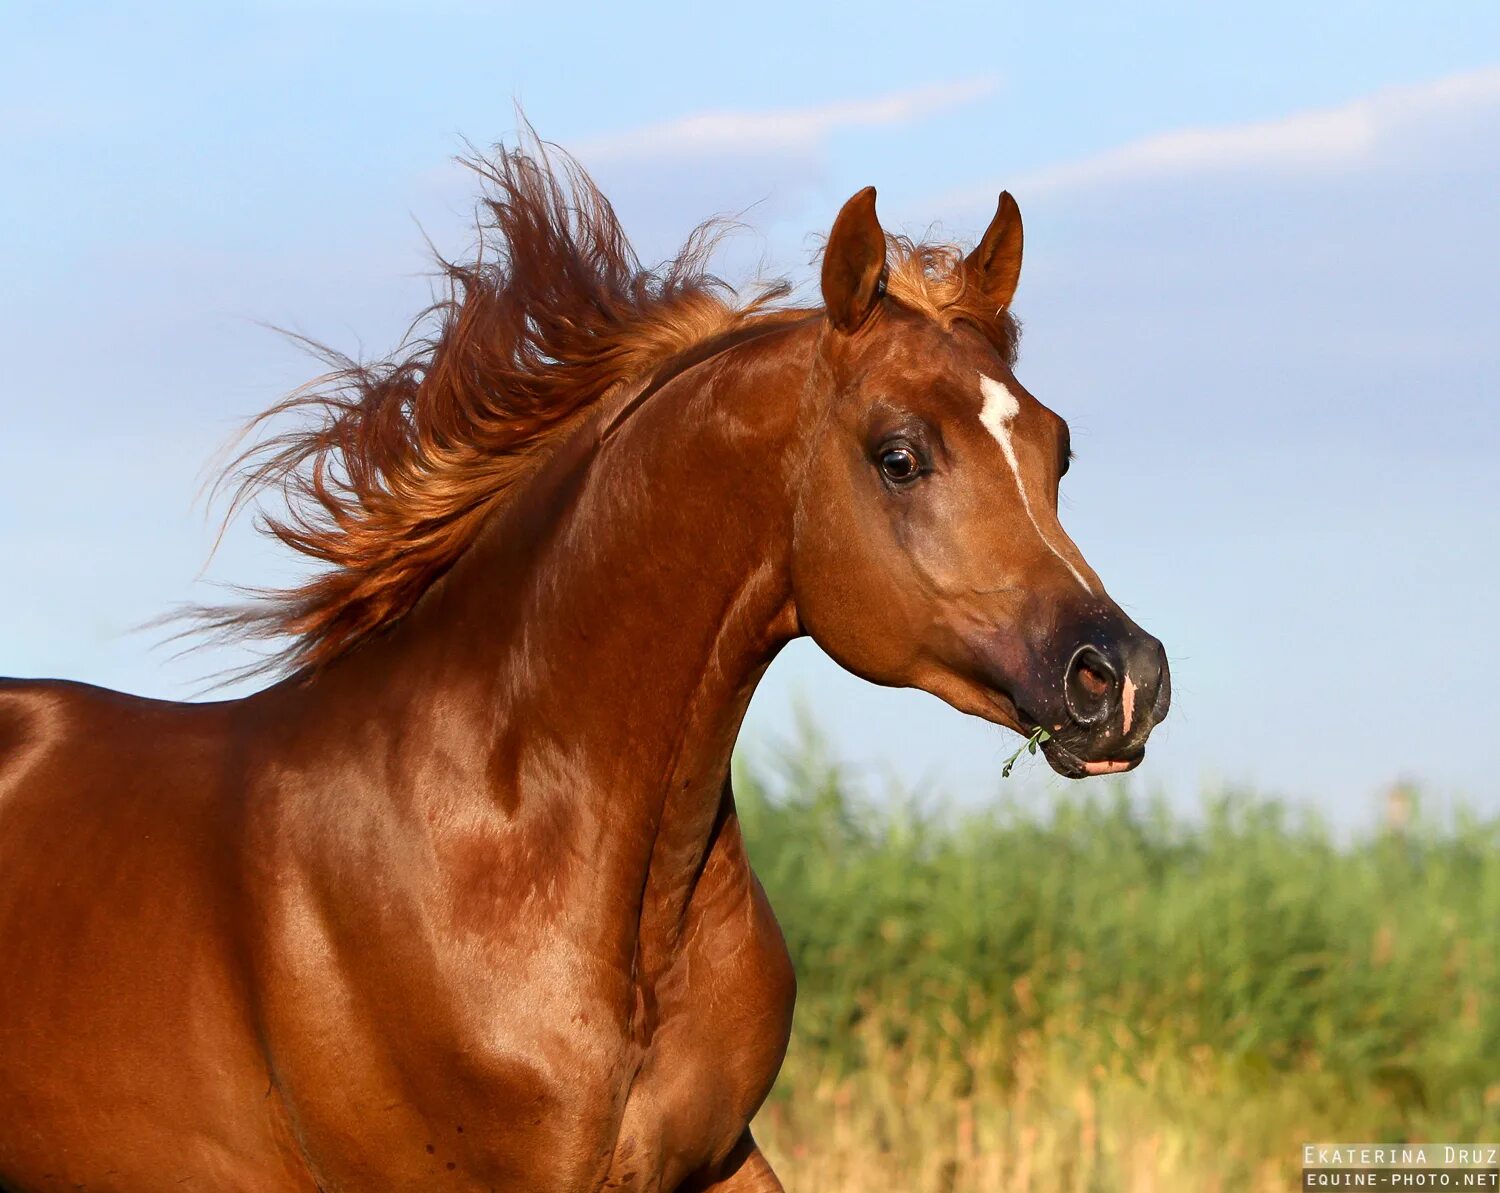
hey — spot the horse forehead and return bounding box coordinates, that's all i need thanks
[975,371,1052,438]
[854,323,1021,425]
[978,373,1020,427]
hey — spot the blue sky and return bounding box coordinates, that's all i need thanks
[2,2,1497,822]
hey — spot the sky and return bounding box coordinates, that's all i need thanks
[2,2,1497,824]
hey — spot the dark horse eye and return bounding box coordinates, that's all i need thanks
[879,446,921,485]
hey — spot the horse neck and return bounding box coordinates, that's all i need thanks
[277,319,816,964]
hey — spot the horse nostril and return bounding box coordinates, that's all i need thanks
[1064,645,1118,727]
[1076,663,1110,698]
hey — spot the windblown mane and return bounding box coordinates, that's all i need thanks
[196,141,1018,679]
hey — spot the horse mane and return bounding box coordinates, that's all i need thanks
[883,239,1022,364]
[193,139,1018,680]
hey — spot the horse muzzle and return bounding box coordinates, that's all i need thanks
[1038,631,1171,778]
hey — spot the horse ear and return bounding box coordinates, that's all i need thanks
[964,191,1024,310]
[821,186,886,333]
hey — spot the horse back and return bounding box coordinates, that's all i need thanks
[0,679,313,1191]
[0,677,238,851]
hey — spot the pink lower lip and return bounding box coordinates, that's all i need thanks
[1082,759,1134,776]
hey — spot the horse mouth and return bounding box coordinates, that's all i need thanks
[986,692,1147,781]
[1039,736,1144,780]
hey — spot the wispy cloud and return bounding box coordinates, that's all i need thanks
[577,77,996,162]
[987,66,1500,198]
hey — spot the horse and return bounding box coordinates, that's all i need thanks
[0,144,1170,1192]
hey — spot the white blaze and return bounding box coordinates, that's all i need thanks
[977,373,1094,595]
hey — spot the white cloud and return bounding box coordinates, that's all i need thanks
[985,66,1500,198]
[577,77,996,162]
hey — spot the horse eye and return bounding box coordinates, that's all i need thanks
[879,446,921,484]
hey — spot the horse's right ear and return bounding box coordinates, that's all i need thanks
[964,191,1024,311]
[821,186,886,334]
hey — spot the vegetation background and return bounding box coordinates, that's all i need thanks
[741,732,1499,1191]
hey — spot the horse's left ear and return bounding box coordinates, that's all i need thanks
[964,191,1024,310]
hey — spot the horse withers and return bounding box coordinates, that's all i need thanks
[0,147,1168,1191]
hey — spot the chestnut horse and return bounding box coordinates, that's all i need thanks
[0,146,1169,1191]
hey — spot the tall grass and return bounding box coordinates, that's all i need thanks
[738,737,1499,1191]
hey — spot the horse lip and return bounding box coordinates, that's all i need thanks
[1003,703,1145,781]
[1039,738,1087,779]
[1040,737,1144,781]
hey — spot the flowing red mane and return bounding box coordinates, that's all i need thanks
[195,141,1018,677]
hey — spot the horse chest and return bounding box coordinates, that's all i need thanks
[598,862,796,1189]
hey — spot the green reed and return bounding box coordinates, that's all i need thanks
[736,734,1499,1189]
